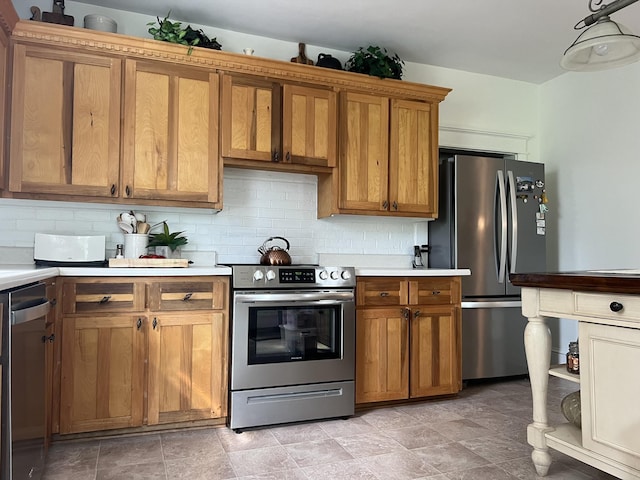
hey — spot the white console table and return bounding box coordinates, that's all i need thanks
[512,272,640,480]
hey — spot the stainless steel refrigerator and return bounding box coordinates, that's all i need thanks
[429,153,547,380]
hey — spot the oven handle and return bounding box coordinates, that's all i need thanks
[234,291,354,304]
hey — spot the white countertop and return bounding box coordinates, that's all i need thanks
[0,263,469,291]
[355,268,471,277]
[0,264,231,291]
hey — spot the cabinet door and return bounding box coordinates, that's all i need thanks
[339,92,389,212]
[0,25,8,189]
[389,99,438,216]
[221,74,281,163]
[59,315,145,433]
[147,311,228,425]
[579,321,640,469]
[122,59,221,206]
[9,44,121,197]
[282,84,337,167]
[410,305,461,398]
[355,307,408,403]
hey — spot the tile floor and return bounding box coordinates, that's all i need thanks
[43,377,619,480]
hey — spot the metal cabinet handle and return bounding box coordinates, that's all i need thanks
[401,307,410,320]
[392,201,398,211]
[382,200,389,210]
[432,290,441,296]
[47,333,55,343]
[183,293,193,301]
[153,318,158,329]
[610,301,624,312]
[125,185,131,196]
[272,151,280,162]
[99,296,111,304]
[379,292,389,297]
[50,298,57,306]
[110,184,116,195]
[414,310,421,318]
[136,318,142,330]
[286,151,291,162]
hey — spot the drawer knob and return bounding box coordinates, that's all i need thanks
[183,293,193,301]
[610,301,624,312]
[432,290,441,295]
[379,292,389,297]
[99,295,112,304]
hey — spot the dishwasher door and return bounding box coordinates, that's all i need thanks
[8,283,50,480]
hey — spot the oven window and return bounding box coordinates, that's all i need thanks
[248,305,341,364]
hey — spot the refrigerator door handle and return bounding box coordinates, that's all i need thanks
[495,170,507,283]
[507,170,518,273]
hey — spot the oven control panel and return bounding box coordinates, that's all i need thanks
[232,265,355,289]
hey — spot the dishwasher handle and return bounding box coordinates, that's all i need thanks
[11,297,51,325]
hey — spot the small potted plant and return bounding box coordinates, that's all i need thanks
[147,12,221,54]
[345,46,404,80]
[147,221,188,258]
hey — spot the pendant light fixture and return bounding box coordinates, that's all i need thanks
[562,0,640,71]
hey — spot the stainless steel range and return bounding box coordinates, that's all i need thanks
[229,265,356,432]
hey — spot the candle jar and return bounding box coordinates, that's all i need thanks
[566,341,580,374]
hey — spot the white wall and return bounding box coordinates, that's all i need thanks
[5,1,541,267]
[539,60,640,354]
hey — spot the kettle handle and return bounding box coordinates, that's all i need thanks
[263,236,290,252]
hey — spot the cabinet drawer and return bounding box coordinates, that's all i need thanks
[357,278,407,307]
[62,280,146,314]
[574,292,640,324]
[410,277,460,305]
[148,279,226,311]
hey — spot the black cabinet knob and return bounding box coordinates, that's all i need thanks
[610,301,624,312]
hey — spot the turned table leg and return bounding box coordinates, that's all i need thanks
[522,288,553,476]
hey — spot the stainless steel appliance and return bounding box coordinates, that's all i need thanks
[229,265,355,432]
[429,153,546,380]
[1,282,51,480]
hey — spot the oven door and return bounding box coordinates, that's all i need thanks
[231,290,355,391]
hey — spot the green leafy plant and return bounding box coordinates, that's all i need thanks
[147,12,221,54]
[147,222,188,252]
[345,46,404,80]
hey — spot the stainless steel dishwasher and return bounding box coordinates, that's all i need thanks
[1,282,50,480]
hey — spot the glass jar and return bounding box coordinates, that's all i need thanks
[566,341,580,374]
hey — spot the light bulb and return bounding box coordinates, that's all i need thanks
[594,43,609,56]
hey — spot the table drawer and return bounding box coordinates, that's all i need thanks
[62,280,146,314]
[574,292,640,323]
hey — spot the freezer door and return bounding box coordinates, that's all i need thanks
[454,155,507,297]
[461,301,529,380]
[505,160,546,296]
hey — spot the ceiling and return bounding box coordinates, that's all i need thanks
[73,0,640,84]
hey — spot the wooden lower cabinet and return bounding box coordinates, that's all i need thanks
[58,276,229,435]
[355,308,408,403]
[147,311,227,425]
[355,277,461,404]
[409,306,460,398]
[60,315,145,433]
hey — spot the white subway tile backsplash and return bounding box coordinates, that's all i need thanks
[0,169,425,265]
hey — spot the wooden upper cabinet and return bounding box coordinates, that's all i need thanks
[221,74,280,163]
[338,92,389,212]
[221,74,337,169]
[282,84,336,167]
[9,44,121,197]
[122,59,221,207]
[389,99,438,216]
[321,92,439,217]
